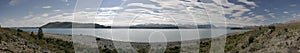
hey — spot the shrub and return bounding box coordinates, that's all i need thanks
[30,31,34,36]
[37,27,43,39]
[138,48,147,53]
[17,29,23,32]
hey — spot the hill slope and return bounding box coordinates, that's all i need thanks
[223,22,300,53]
[0,28,74,53]
[197,22,300,53]
[41,22,107,28]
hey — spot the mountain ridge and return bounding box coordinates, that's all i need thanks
[42,21,218,29]
[41,22,108,28]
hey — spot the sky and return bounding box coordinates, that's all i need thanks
[0,0,299,27]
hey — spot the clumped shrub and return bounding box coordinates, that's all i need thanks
[96,38,101,40]
[30,31,34,36]
[268,26,276,33]
[0,28,74,52]
[248,36,255,44]
[165,46,181,53]
[99,46,117,53]
[37,27,43,39]
[0,33,8,41]
[284,28,288,32]
[17,29,23,32]
[138,48,147,53]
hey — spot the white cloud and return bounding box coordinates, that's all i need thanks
[0,11,94,27]
[9,0,19,6]
[268,13,275,18]
[124,8,151,12]
[254,15,266,21]
[62,0,69,2]
[66,3,70,6]
[23,15,33,19]
[53,9,61,12]
[127,3,162,9]
[42,6,52,9]
[42,13,49,17]
[264,9,270,12]
[131,0,261,26]
[2,0,263,27]
[237,0,257,7]
[100,7,123,10]
[85,8,91,10]
[182,0,257,26]
[290,4,297,7]
[97,11,118,16]
[23,12,34,19]
[1,17,47,27]
[283,11,289,14]
[150,0,184,9]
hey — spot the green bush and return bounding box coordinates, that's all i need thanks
[138,48,147,53]
[165,46,180,53]
[37,27,43,39]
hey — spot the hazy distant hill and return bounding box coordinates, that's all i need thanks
[130,23,179,29]
[130,23,216,29]
[41,22,108,28]
[42,22,217,29]
[197,24,216,28]
[133,23,178,27]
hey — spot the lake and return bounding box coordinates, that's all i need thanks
[20,28,248,42]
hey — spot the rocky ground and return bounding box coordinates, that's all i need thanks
[0,28,53,53]
[0,28,73,53]
[223,22,300,53]
[197,22,300,53]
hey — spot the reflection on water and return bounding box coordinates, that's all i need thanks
[20,28,248,42]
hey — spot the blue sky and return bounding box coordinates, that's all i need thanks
[0,0,299,27]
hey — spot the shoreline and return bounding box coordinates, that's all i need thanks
[15,27,248,53]
[41,31,245,43]
[40,31,245,50]
[15,26,250,51]
[38,29,246,43]
[42,33,209,43]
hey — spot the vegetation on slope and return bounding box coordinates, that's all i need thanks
[0,28,74,53]
[224,22,300,53]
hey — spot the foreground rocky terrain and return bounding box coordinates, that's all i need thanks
[223,22,300,53]
[0,29,52,53]
[197,22,300,53]
[0,28,74,53]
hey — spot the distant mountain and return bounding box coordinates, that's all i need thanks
[42,22,217,29]
[129,23,178,29]
[132,23,178,27]
[41,22,108,28]
[130,23,216,29]
[197,24,216,28]
[227,26,262,30]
